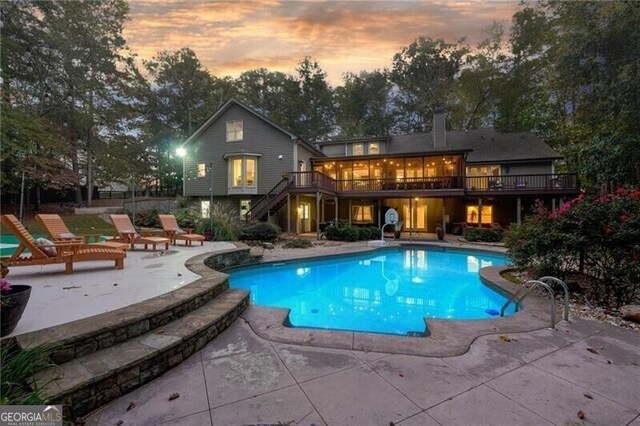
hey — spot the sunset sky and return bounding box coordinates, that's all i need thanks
[124,1,519,85]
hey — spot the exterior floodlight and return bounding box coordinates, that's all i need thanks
[176,147,186,157]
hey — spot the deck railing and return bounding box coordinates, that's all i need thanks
[335,176,464,192]
[288,171,337,192]
[465,173,578,192]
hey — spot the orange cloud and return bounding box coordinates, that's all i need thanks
[124,0,519,85]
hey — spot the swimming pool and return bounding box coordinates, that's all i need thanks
[229,247,515,335]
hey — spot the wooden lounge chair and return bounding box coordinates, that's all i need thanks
[0,214,125,274]
[35,214,129,252]
[158,214,205,247]
[109,214,170,251]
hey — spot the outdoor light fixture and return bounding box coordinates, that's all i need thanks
[176,147,186,157]
[278,155,283,160]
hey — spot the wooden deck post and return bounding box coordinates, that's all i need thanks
[287,193,291,233]
[442,198,446,233]
[348,199,352,225]
[478,198,483,226]
[335,197,339,222]
[378,199,382,228]
[517,197,522,225]
[316,191,321,240]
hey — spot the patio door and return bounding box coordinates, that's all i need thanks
[297,202,311,233]
[403,205,427,231]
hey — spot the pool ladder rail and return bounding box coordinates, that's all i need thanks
[500,276,570,330]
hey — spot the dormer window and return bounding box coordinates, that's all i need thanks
[353,143,364,156]
[369,142,379,155]
[226,120,243,142]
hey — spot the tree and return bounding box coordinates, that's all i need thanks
[544,1,640,187]
[1,0,141,207]
[448,23,506,130]
[236,68,301,133]
[334,70,394,138]
[143,48,230,195]
[293,57,335,141]
[390,37,469,133]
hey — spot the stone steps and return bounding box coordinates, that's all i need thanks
[33,288,249,419]
[14,271,231,365]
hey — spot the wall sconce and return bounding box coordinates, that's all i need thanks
[278,155,283,160]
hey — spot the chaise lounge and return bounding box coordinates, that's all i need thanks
[35,214,129,252]
[109,215,170,251]
[158,214,205,246]
[1,214,125,274]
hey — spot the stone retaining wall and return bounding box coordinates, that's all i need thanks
[63,296,249,418]
[204,246,261,271]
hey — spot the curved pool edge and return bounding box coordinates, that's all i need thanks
[205,241,562,357]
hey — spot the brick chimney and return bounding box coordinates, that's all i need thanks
[433,107,446,148]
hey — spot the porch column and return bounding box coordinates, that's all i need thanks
[478,198,483,226]
[442,197,446,234]
[409,197,413,239]
[516,197,522,225]
[335,197,339,222]
[287,193,291,233]
[552,198,556,212]
[348,199,352,225]
[296,194,300,234]
[377,199,382,228]
[316,191,321,240]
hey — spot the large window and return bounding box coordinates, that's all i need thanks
[467,165,500,190]
[227,155,258,192]
[352,143,364,156]
[466,205,492,224]
[352,205,374,224]
[226,120,243,142]
[369,142,379,155]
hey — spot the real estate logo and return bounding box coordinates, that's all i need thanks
[0,405,62,426]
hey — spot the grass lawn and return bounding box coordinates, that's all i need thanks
[1,214,116,237]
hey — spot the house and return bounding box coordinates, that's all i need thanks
[181,99,323,221]
[182,100,579,235]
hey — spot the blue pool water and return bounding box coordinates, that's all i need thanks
[229,247,514,335]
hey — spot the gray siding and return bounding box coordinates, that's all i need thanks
[184,104,295,196]
[297,144,315,171]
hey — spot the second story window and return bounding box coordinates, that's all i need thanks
[353,144,364,156]
[226,154,260,194]
[226,120,243,142]
[369,142,379,155]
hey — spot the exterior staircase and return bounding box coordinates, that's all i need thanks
[246,172,337,223]
[246,176,292,223]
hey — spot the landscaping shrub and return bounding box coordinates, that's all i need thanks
[129,208,161,228]
[357,226,382,240]
[325,224,380,241]
[464,228,503,242]
[239,222,280,241]
[1,341,58,405]
[195,202,241,241]
[504,189,640,306]
[283,238,313,249]
[174,208,200,229]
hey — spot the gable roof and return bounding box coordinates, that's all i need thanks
[182,98,324,156]
[389,129,561,163]
[318,128,561,163]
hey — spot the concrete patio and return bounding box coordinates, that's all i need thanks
[85,310,640,426]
